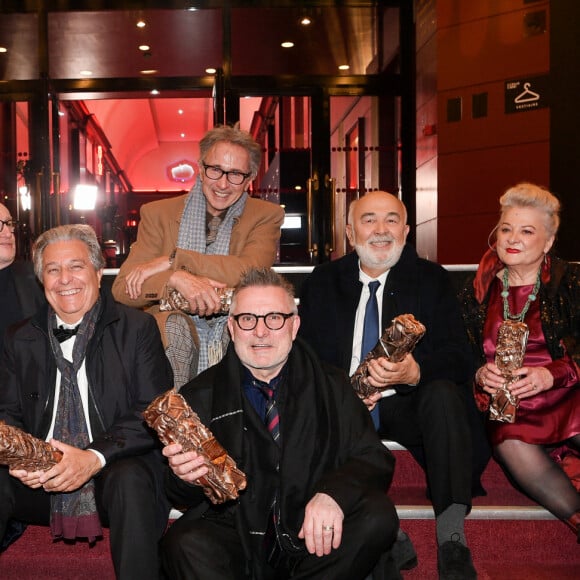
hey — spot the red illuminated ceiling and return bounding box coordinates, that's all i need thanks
[0,2,399,193]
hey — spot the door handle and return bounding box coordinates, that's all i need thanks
[325,175,336,256]
[307,175,318,260]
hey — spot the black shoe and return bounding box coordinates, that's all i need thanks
[0,519,27,553]
[368,550,403,580]
[437,539,477,580]
[391,532,418,571]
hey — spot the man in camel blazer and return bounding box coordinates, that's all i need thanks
[112,125,284,386]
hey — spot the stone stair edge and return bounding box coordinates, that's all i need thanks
[396,505,555,520]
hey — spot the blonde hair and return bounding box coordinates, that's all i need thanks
[499,182,560,238]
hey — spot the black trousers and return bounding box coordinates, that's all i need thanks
[378,379,473,515]
[0,451,169,580]
[161,490,398,580]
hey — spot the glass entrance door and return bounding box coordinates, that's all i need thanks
[239,95,313,264]
[329,95,400,258]
[240,93,401,265]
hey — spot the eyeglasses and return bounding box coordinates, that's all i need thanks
[0,219,17,233]
[231,312,295,331]
[201,163,251,186]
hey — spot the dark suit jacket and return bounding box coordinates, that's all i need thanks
[0,289,173,462]
[11,261,44,317]
[0,261,44,354]
[165,338,394,565]
[298,244,472,391]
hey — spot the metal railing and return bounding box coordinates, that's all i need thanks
[103,264,478,278]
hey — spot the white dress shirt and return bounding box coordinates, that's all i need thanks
[46,315,106,467]
[349,266,397,398]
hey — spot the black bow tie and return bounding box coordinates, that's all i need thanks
[53,326,79,343]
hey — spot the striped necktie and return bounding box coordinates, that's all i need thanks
[258,385,280,444]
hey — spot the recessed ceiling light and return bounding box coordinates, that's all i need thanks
[205,67,217,74]
[136,20,146,29]
[300,17,312,26]
[338,64,350,71]
[281,41,294,48]
[140,69,158,75]
[150,89,160,95]
[139,45,150,52]
[0,47,7,53]
[80,70,93,76]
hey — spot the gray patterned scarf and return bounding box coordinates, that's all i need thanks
[177,177,247,372]
[48,299,103,543]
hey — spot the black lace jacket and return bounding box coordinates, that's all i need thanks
[459,255,580,375]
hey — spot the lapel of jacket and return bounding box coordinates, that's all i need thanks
[381,245,419,328]
[337,253,365,368]
[12,262,43,319]
[172,194,188,247]
[209,348,246,462]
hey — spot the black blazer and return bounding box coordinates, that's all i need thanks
[11,261,45,318]
[166,338,394,564]
[0,289,173,462]
[0,261,45,354]
[298,244,472,391]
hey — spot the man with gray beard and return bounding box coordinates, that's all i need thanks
[299,191,479,580]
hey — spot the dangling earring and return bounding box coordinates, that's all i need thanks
[541,252,550,282]
[487,225,499,252]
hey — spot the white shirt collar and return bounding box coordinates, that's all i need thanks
[357,261,390,287]
[55,314,83,330]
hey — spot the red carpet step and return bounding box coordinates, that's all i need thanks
[1,450,578,579]
[400,519,579,580]
[389,448,537,507]
[0,527,114,579]
[391,448,580,579]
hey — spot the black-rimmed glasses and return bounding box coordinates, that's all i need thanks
[0,219,17,233]
[231,312,295,331]
[201,163,251,185]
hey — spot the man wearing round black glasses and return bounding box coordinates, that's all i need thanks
[161,267,399,580]
[113,124,284,387]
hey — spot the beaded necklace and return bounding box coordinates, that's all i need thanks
[501,268,541,322]
[491,270,538,424]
